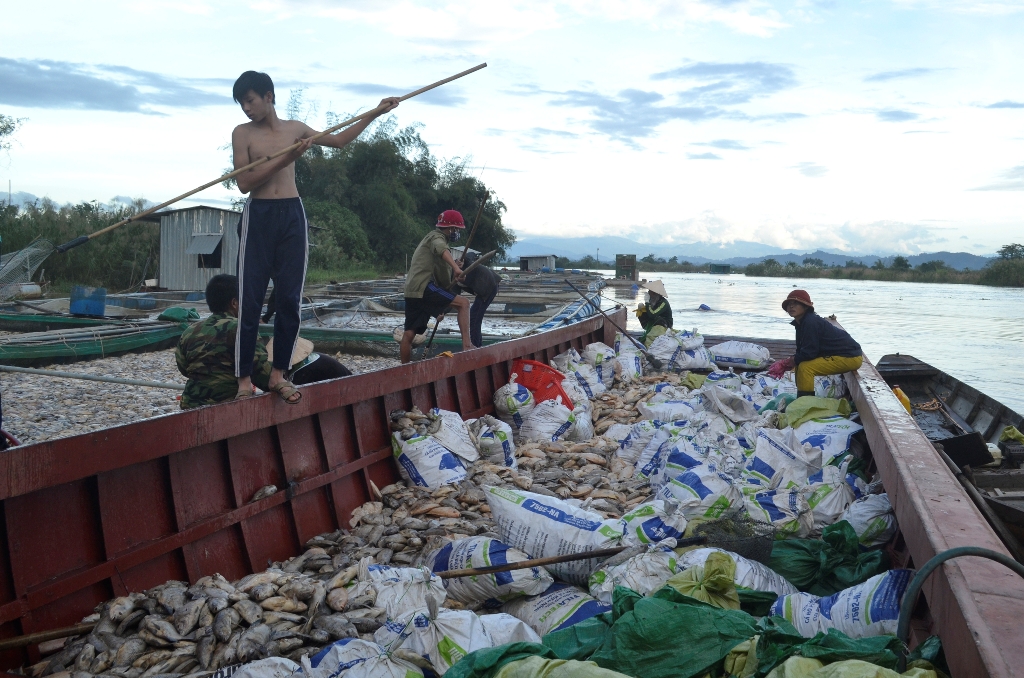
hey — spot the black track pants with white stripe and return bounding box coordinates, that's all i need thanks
[235,197,308,378]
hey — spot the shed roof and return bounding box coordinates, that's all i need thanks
[135,204,241,223]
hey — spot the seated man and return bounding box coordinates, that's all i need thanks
[636,280,673,345]
[773,289,863,398]
[267,336,353,385]
[455,250,501,348]
[175,274,272,409]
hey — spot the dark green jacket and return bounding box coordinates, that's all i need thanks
[638,298,673,332]
[175,313,272,409]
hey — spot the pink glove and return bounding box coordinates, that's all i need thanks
[767,358,794,379]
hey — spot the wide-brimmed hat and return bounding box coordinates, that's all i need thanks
[782,289,814,311]
[266,336,315,367]
[641,280,668,299]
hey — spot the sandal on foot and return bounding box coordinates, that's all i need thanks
[235,389,253,400]
[269,380,302,404]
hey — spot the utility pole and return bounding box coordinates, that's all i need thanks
[596,248,600,264]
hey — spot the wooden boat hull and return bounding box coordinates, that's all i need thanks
[0,324,184,367]
[0,313,119,334]
[0,329,1021,676]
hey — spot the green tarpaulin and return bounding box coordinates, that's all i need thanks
[768,522,889,597]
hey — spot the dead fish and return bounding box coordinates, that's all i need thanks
[249,582,276,601]
[113,638,147,668]
[213,608,240,642]
[115,609,147,637]
[73,644,95,672]
[313,614,357,641]
[89,650,112,675]
[142,616,185,643]
[155,587,186,615]
[277,579,314,601]
[262,611,305,625]
[132,650,173,670]
[250,485,278,503]
[108,596,138,622]
[301,582,326,633]
[259,596,307,613]
[172,598,206,636]
[207,597,229,614]
[236,624,272,663]
[325,566,358,591]
[235,572,279,593]
[233,599,263,625]
[325,588,348,612]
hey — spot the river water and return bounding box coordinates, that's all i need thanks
[596,271,1024,414]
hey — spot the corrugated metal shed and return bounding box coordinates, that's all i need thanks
[157,206,241,291]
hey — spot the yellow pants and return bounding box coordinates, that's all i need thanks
[796,355,863,393]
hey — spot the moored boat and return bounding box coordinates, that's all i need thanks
[0,321,186,366]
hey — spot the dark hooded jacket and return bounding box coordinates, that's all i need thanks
[793,310,862,365]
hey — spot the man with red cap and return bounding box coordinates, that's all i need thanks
[400,210,473,363]
[768,290,863,397]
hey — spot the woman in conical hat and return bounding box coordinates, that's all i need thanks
[636,280,673,345]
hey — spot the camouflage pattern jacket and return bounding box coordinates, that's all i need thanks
[175,313,272,409]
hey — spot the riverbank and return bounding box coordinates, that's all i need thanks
[742,258,1024,287]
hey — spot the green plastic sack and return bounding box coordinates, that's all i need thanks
[445,643,558,678]
[1001,425,1024,445]
[765,657,938,677]
[761,393,797,413]
[666,551,741,610]
[782,397,851,429]
[754,617,903,677]
[768,521,889,597]
[681,372,707,390]
[723,636,759,678]
[495,656,633,678]
[158,307,201,323]
[738,589,779,617]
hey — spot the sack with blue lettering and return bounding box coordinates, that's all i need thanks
[770,569,913,639]
[648,329,704,371]
[644,437,714,490]
[668,346,716,371]
[655,462,744,520]
[800,465,856,535]
[637,397,699,422]
[744,488,814,539]
[502,583,611,636]
[814,374,849,399]
[427,536,553,606]
[582,342,617,389]
[362,564,447,620]
[493,374,536,431]
[550,347,583,373]
[795,415,864,466]
[300,638,423,678]
[428,408,479,464]
[703,370,744,390]
[484,485,625,585]
[518,397,576,443]
[634,425,684,477]
[615,420,663,463]
[677,548,798,596]
[391,432,467,489]
[710,341,771,370]
[589,539,680,605]
[613,332,643,383]
[567,401,596,442]
[566,360,606,398]
[467,416,517,469]
[706,385,760,423]
[619,500,689,546]
[744,428,823,490]
[374,601,493,675]
[840,493,898,547]
[477,613,541,646]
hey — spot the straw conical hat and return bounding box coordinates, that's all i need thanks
[266,336,315,368]
[641,280,668,299]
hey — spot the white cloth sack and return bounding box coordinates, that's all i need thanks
[582,342,617,389]
[615,420,663,463]
[655,462,744,520]
[706,385,760,423]
[567,401,596,442]
[795,415,864,466]
[637,398,698,422]
[485,485,625,585]
[567,361,606,398]
[428,537,553,607]
[814,374,849,399]
[550,347,583,373]
[468,416,518,469]
[677,548,798,597]
[770,569,913,639]
[301,639,423,678]
[362,564,447,620]
[494,375,536,431]
[429,408,480,464]
[710,341,771,370]
[502,583,610,636]
[374,605,493,675]
[703,371,745,390]
[588,541,680,605]
[518,397,576,443]
[744,428,822,490]
[619,499,689,545]
[840,493,898,547]
[604,423,633,445]
[801,465,857,535]
[613,333,643,383]
[391,432,467,489]
[477,613,542,646]
[230,657,300,678]
[560,378,590,408]
[744,488,814,539]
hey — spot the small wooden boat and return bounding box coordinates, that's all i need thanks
[0,312,120,334]
[0,321,186,366]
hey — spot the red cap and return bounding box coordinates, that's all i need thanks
[436,210,465,228]
[782,289,814,311]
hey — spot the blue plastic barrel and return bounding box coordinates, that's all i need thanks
[70,286,107,316]
[540,266,551,273]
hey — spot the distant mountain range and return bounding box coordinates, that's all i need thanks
[507,236,996,271]
[3,191,159,211]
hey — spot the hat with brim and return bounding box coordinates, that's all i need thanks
[641,280,668,299]
[267,336,315,368]
[782,289,814,311]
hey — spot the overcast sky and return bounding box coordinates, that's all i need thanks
[2,0,1023,255]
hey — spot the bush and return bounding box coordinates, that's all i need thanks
[979,258,1024,287]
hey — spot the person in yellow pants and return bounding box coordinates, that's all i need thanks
[767,290,863,397]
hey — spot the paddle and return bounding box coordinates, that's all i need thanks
[54,63,488,253]
[564,279,664,369]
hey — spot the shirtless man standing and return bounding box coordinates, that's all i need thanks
[230,70,398,403]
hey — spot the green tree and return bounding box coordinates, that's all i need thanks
[762,258,780,269]
[641,253,658,263]
[786,261,798,269]
[803,257,825,267]
[892,256,911,270]
[668,255,678,264]
[845,259,867,269]
[871,259,887,270]
[998,243,1024,260]
[917,260,946,273]
[0,113,22,154]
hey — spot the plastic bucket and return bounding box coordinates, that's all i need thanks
[511,358,574,409]
[69,286,107,317]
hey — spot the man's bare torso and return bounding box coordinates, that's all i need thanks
[233,119,310,199]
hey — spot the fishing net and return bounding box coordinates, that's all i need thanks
[694,515,777,565]
[0,237,54,301]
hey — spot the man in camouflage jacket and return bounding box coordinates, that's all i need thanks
[176,274,272,409]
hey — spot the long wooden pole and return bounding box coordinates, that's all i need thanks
[0,622,95,651]
[55,63,488,253]
[458,191,489,266]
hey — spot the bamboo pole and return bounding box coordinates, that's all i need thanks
[0,622,95,651]
[458,191,489,266]
[0,365,185,390]
[55,63,488,253]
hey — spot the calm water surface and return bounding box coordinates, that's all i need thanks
[594,272,1024,414]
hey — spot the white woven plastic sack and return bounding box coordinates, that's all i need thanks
[428,537,553,606]
[550,347,583,373]
[567,401,596,442]
[744,428,823,490]
[589,540,679,605]
[637,398,698,422]
[615,420,662,463]
[814,374,849,399]
[477,613,542,646]
[376,605,493,675]
[494,375,536,431]
[710,341,771,370]
[801,465,856,535]
[770,569,913,639]
[391,433,467,489]
[703,371,744,390]
[468,416,517,469]
[560,378,590,408]
[619,499,689,545]
[604,423,633,445]
[230,657,300,678]
[706,385,760,423]
[429,408,479,464]
[643,437,712,490]
[301,639,423,678]
[518,397,576,443]
[744,489,814,539]
[363,564,447,620]
[502,583,611,636]
[613,333,643,383]
[655,462,744,520]
[677,548,798,597]
[840,493,898,547]
[484,485,625,585]
[648,384,690,403]
[567,361,606,398]
[634,428,675,478]
[582,342,617,389]
[795,415,864,466]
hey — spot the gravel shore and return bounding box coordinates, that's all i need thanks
[0,350,401,446]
